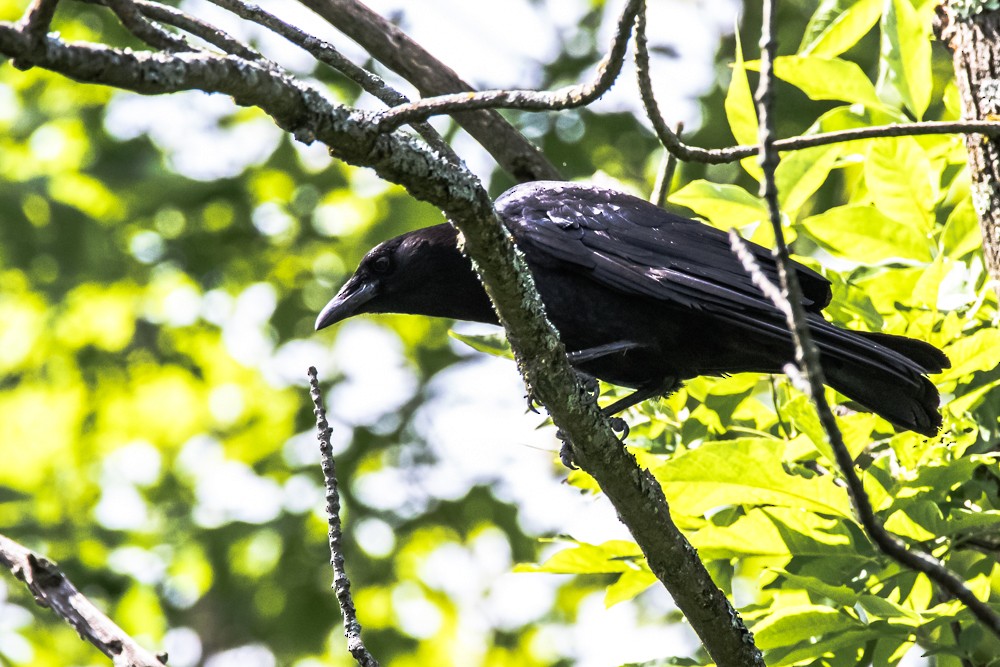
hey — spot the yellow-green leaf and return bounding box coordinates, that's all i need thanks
[747,56,882,107]
[937,328,1000,381]
[865,137,938,230]
[648,438,854,518]
[878,0,932,119]
[775,143,844,218]
[801,0,884,58]
[753,604,864,650]
[605,569,657,607]
[800,204,933,263]
[941,198,982,259]
[725,28,763,181]
[690,507,871,560]
[668,180,767,228]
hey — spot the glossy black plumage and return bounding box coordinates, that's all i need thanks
[317,181,950,436]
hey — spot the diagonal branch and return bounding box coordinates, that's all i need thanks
[0,20,762,665]
[0,533,167,667]
[296,0,560,182]
[372,0,641,132]
[746,0,1000,641]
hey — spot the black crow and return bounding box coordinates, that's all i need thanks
[316,181,950,436]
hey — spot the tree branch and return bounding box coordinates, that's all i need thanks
[0,533,167,667]
[122,0,266,62]
[371,0,640,132]
[308,367,379,667]
[296,0,561,182]
[204,0,459,162]
[745,0,1000,641]
[105,0,191,52]
[0,16,761,665]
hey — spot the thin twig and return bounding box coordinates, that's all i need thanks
[746,0,1000,640]
[650,121,683,207]
[0,533,167,666]
[372,0,642,132]
[308,367,379,667]
[105,0,190,52]
[130,0,263,61]
[204,0,458,162]
[77,0,265,61]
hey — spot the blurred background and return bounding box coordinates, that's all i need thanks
[0,0,969,665]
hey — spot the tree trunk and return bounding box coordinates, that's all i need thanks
[935,4,1000,290]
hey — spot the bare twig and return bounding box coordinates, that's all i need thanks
[650,122,683,207]
[77,0,266,61]
[308,367,379,667]
[204,0,459,162]
[297,0,560,181]
[746,0,1000,640]
[130,0,263,61]
[372,0,640,132]
[105,0,190,52]
[0,533,167,667]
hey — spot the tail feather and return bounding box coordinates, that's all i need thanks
[815,325,947,437]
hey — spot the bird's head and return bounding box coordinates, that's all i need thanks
[315,223,497,331]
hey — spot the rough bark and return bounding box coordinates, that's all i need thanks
[935,4,1000,290]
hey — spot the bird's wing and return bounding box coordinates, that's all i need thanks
[497,182,832,313]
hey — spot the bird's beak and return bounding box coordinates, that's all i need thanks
[315,278,377,331]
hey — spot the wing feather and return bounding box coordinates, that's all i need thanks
[497,181,832,312]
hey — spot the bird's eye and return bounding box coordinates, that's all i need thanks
[372,256,392,274]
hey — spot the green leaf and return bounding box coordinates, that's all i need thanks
[857,594,924,624]
[772,570,861,606]
[668,180,767,228]
[783,394,833,462]
[938,327,1000,381]
[648,438,854,518]
[747,56,882,107]
[941,198,983,259]
[775,143,844,219]
[865,137,938,230]
[725,28,763,181]
[448,329,512,359]
[690,507,872,560]
[948,378,1000,416]
[605,568,657,607]
[800,204,933,263]
[801,0,884,57]
[878,0,932,119]
[884,504,939,541]
[516,540,642,574]
[752,604,864,650]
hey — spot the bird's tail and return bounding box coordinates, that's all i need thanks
[814,321,950,437]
